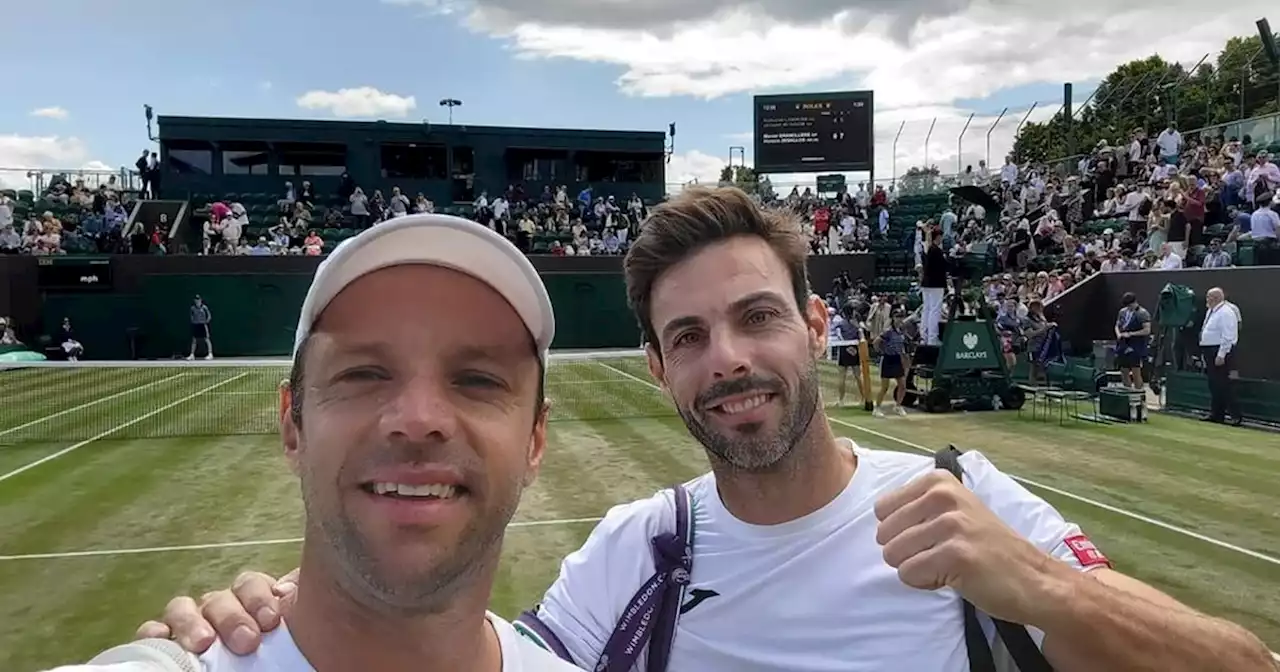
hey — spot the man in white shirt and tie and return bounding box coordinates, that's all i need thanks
[1199,287,1241,426]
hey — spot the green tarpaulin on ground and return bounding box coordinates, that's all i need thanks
[0,349,46,362]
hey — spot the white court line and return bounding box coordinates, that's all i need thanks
[826,417,1280,568]
[0,517,604,561]
[597,362,662,392]
[596,361,1280,567]
[0,373,186,438]
[0,373,251,485]
[209,391,275,395]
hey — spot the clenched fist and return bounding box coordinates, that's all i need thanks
[874,469,1063,626]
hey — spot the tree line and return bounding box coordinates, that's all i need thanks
[1012,33,1280,164]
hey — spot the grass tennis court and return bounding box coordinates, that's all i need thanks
[1,355,1278,670]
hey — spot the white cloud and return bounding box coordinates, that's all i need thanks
[402,0,1272,183]
[296,87,417,119]
[30,106,69,120]
[665,150,728,192]
[454,2,1270,107]
[0,135,112,190]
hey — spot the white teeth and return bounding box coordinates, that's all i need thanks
[371,483,458,499]
[717,395,769,415]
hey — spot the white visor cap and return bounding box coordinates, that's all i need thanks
[293,214,555,365]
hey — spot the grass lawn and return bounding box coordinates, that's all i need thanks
[1,357,1277,670]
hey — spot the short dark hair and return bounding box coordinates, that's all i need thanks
[1121,292,1137,306]
[287,335,546,430]
[623,187,811,354]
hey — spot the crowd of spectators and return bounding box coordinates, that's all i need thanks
[812,119,1278,383]
[964,124,1279,282]
[0,176,139,256]
[770,183,893,256]
[892,126,1276,314]
[200,175,648,257]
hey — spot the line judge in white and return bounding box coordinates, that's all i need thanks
[44,215,578,672]
[1198,287,1242,426]
[136,190,1272,671]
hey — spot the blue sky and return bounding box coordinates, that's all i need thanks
[2,1,1271,192]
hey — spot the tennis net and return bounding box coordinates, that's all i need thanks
[0,342,862,446]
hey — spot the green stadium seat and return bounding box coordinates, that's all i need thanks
[1070,365,1098,394]
[1236,241,1256,266]
[1045,361,1069,388]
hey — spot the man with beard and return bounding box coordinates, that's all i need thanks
[48,215,577,671]
[135,190,1272,671]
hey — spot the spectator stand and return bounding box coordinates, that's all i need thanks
[174,181,645,258]
[0,168,143,256]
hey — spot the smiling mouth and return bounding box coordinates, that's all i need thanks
[360,482,469,501]
[707,393,777,416]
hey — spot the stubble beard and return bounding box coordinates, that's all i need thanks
[677,359,822,473]
[301,469,520,616]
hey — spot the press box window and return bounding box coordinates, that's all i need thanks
[221,142,270,175]
[278,143,347,176]
[164,140,214,176]
[380,144,448,180]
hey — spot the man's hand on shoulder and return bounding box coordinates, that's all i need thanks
[134,570,298,655]
[873,469,1065,624]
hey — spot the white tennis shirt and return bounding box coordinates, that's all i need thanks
[48,612,579,672]
[533,440,1108,671]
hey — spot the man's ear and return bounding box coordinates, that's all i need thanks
[805,294,831,355]
[645,343,669,393]
[279,380,301,476]
[523,402,549,487]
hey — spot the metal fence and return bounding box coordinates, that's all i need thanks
[0,167,141,195]
[1042,110,1280,178]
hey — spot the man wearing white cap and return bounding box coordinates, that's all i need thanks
[44,214,577,671]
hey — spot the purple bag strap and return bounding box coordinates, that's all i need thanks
[639,484,692,672]
[514,485,694,672]
[594,484,693,672]
[513,610,577,664]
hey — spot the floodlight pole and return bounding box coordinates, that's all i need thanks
[891,121,905,186]
[986,107,1008,168]
[924,117,937,170]
[957,112,975,174]
[1014,102,1038,137]
[439,98,462,124]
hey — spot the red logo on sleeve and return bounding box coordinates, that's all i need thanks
[1064,534,1112,569]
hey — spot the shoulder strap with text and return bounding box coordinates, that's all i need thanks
[515,485,694,672]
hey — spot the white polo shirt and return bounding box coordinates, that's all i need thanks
[533,442,1105,672]
[47,612,579,672]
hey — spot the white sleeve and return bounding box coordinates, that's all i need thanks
[958,451,1111,654]
[533,492,672,668]
[43,665,164,672]
[959,451,1109,574]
